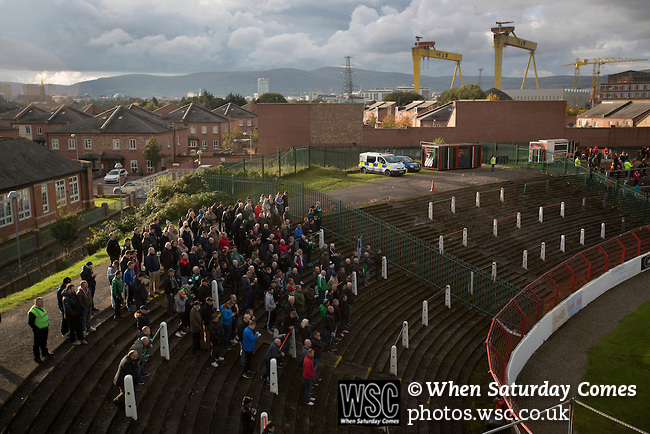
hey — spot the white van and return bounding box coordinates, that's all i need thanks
[358,152,407,176]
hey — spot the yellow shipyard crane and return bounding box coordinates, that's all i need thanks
[491,21,538,90]
[412,37,463,94]
[561,57,647,102]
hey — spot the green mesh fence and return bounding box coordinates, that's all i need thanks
[202,173,520,316]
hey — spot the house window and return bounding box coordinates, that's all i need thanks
[202,140,207,149]
[201,126,207,134]
[113,139,120,149]
[594,121,598,127]
[626,121,631,127]
[129,139,137,150]
[247,120,252,126]
[190,126,196,134]
[212,126,218,134]
[213,140,219,149]
[0,195,12,227]
[238,120,244,127]
[42,184,49,213]
[56,179,66,207]
[146,160,153,173]
[131,160,138,172]
[160,158,165,168]
[25,126,31,134]
[69,176,79,203]
[37,127,42,135]
[84,139,92,150]
[68,138,76,150]
[189,140,197,148]
[51,139,59,149]
[16,188,31,220]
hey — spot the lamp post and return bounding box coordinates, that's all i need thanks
[114,162,124,217]
[7,191,22,275]
[71,134,78,160]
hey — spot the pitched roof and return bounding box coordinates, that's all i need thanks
[0,137,85,190]
[418,102,453,122]
[12,104,92,125]
[163,103,228,123]
[48,106,175,135]
[606,101,650,119]
[212,103,257,118]
[82,103,108,115]
[0,104,48,122]
[578,101,629,118]
[153,103,181,115]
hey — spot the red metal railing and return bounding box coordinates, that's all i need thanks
[486,225,650,431]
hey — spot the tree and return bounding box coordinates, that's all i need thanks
[383,91,423,106]
[486,93,500,101]
[180,91,225,110]
[366,113,378,128]
[437,84,486,105]
[432,137,446,144]
[224,92,247,107]
[144,136,163,172]
[257,93,287,103]
[221,126,245,151]
[51,213,79,255]
[379,117,397,129]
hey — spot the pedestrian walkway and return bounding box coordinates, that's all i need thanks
[0,257,113,405]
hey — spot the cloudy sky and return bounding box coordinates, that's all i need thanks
[1,0,649,85]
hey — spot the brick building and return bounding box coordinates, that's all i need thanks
[250,103,364,154]
[600,70,650,101]
[46,105,189,175]
[11,104,91,143]
[0,104,47,127]
[161,103,228,153]
[577,100,650,128]
[0,137,94,243]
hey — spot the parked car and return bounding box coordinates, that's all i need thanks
[112,181,137,194]
[396,156,421,172]
[358,152,406,176]
[103,169,128,184]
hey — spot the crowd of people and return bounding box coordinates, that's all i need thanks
[578,146,650,187]
[101,192,384,425]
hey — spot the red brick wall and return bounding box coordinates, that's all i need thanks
[310,104,363,145]
[255,104,311,154]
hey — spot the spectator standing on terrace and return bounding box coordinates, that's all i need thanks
[240,396,256,434]
[28,297,52,364]
[76,280,94,335]
[56,277,72,337]
[113,350,139,407]
[265,286,277,332]
[107,260,118,286]
[209,313,225,368]
[374,248,383,281]
[190,301,203,355]
[262,338,284,384]
[112,270,124,320]
[303,348,316,405]
[106,232,121,263]
[311,331,323,384]
[144,247,162,295]
[62,284,86,345]
[80,261,98,312]
[163,268,179,316]
[242,320,261,379]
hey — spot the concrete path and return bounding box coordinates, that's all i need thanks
[328,166,542,206]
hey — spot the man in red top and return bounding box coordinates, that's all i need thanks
[303,347,316,406]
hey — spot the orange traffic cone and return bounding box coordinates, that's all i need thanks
[430,180,435,192]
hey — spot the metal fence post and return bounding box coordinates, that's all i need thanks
[439,235,444,253]
[493,219,498,237]
[580,228,585,245]
[390,345,397,376]
[260,412,269,433]
[289,328,297,358]
[445,285,451,308]
[124,375,138,420]
[422,300,428,326]
[428,202,433,220]
[159,322,170,361]
[601,223,606,239]
[539,206,544,223]
[522,250,528,270]
[560,235,566,252]
[517,212,521,229]
[500,187,505,202]
[451,197,456,213]
[382,256,387,279]
[469,272,474,296]
[462,228,467,247]
[541,242,546,261]
[401,321,409,349]
[352,271,358,295]
[475,191,480,208]
[270,358,279,394]
[560,202,565,217]
[491,262,497,280]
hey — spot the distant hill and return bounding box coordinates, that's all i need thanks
[9,67,579,99]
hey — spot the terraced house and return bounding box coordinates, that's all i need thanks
[46,105,189,176]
